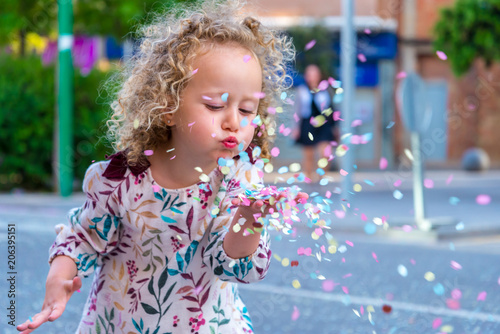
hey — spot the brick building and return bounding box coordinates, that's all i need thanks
[247,0,500,169]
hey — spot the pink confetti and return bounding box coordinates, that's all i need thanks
[361,213,367,221]
[360,305,364,315]
[379,157,388,170]
[291,306,300,321]
[192,68,198,74]
[144,150,154,156]
[396,71,407,79]
[253,92,266,99]
[372,252,379,262]
[498,276,500,285]
[357,54,367,62]
[424,179,434,188]
[450,260,462,270]
[170,155,176,160]
[451,289,462,300]
[188,122,195,127]
[202,95,212,100]
[477,291,487,301]
[340,169,348,176]
[432,318,442,329]
[364,28,371,34]
[152,184,161,192]
[333,111,343,121]
[314,228,323,237]
[446,298,460,310]
[351,119,362,127]
[322,279,337,292]
[334,210,345,219]
[393,179,402,187]
[297,247,312,256]
[267,107,276,114]
[271,147,280,157]
[410,259,416,265]
[342,286,349,294]
[343,273,352,279]
[436,50,448,60]
[325,190,332,198]
[211,133,216,137]
[476,194,491,205]
[318,80,329,91]
[243,55,251,63]
[305,40,316,51]
[328,77,335,86]
[345,240,353,247]
[446,174,453,185]
[320,245,325,253]
[293,113,300,123]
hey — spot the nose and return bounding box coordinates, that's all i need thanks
[221,108,239,132]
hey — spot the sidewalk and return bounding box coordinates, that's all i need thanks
[1,169,498,241]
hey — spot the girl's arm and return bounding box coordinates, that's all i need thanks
[17,256,81,333]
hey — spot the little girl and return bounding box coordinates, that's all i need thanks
[17,1,304,333]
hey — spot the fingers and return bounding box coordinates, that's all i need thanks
[72,276,82,293]
[17,307,51,332]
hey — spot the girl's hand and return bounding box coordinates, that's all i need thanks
[17,276,82,333]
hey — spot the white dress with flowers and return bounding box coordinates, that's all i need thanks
[49,151,271,334]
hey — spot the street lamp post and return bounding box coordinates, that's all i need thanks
[340,0,356,201]
[57,0,74,196]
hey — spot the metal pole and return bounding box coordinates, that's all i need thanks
[341,0,356,201]
[57,0,74,196]
[411,131,429,231]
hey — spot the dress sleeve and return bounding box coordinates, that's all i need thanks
[202,160,272,284]
[48,162,123,278]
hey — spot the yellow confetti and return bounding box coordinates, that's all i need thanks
[273,254,282,262]
[308,132,314,141]
[366,305,375,313]
[440,325,454,333]
[311,231,320,240]
[317,158,328,168]
[276,107,283,113]
[199,173,210,182]
[322,108,333,117]
[336,145,348,157]
[221,166,230,175]
[194,167,203,173]
[312,115,326,128]
[424,272,435,282]
[353,184,362,192]
[281,258,290,267]
[211,208,220,216]
[328,245,337,254]
[404,148,414,161]
[232,224,241,233]
[264,163,274,173]
[336,88,344,94]
[289,163,301,172]
[292,279,301,289]
[133,119,140,129]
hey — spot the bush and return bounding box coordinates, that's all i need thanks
[0,54,111,191]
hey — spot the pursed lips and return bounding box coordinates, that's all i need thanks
[222,136,238,149]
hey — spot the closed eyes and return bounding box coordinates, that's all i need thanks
[205,104,255,114]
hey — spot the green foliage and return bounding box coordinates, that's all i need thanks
[287,25,338,78]
[0,54,111,191]
[433,0,500,76]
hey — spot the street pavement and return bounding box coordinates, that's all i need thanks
[0,168,499,333]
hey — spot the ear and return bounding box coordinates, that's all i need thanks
[163,112,175,126]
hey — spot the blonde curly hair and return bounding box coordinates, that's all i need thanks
[105,0,295,165]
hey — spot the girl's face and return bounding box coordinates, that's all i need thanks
[169,43,262,170]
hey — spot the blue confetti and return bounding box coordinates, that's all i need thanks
[221,92,229,102]
[433,283,445,296]
[364,223,377,235]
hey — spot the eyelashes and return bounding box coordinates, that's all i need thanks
[204,104,255,114]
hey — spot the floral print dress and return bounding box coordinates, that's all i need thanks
[49,151,271,334]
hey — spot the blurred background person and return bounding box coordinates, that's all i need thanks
[293,64,337,181]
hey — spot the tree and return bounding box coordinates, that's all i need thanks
[434,0,500,76]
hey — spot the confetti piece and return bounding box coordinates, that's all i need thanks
[202,95,212,100]
[357,53,367,62]
[449,197,460,205]
[432,318,442,329]
[436,50,448,60]
[144,150,154,156]
[253,91,266,99]
[291,306,300,321]
[221,93,229,102]
[188,121,196,127]
[281,92,287,100]
[133,119,140,129]
[364,28,371,34]
[192,68,198,74]
[440,325,454,333]
[308,132,314,141]
[446,174,453,185]
[424,179,434,188]
[397,264,408,277]
[393,190,403,200]
[346,240,353,247]
[170,155,176,160]
[351,119,362,127]
[455,222,464,230]
[271,147,280,157]
[364,223,376,235]
[233,224,241,233]
[281,258,290,267]
[243,55,251,62]
[342,286,349,294]
[386,121,395,129]
[372,252,378,262]
[396,71,407,79]
[379,157,388,170]
[451,288,462,300]
[446,299,460,310]
[305,39,316,51]
[199,173,210,182]
[352,309,361,317]
[382,305,392,313]
[29,316,33,322]
[292,279,301,289]
[450,260,462,270]
[424,271,435,282]
[240,117,249,127]
[393,179,402,187]
[318,158,328,168]
[291,260,299,267]
[152,184,161,192]
[476,194,491,205]
[434,283,445,296]
[353,184,362,192]
[340,169,348,176]
[404,149,414,161]
[318,80,329,91]
[477,291,487,301]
